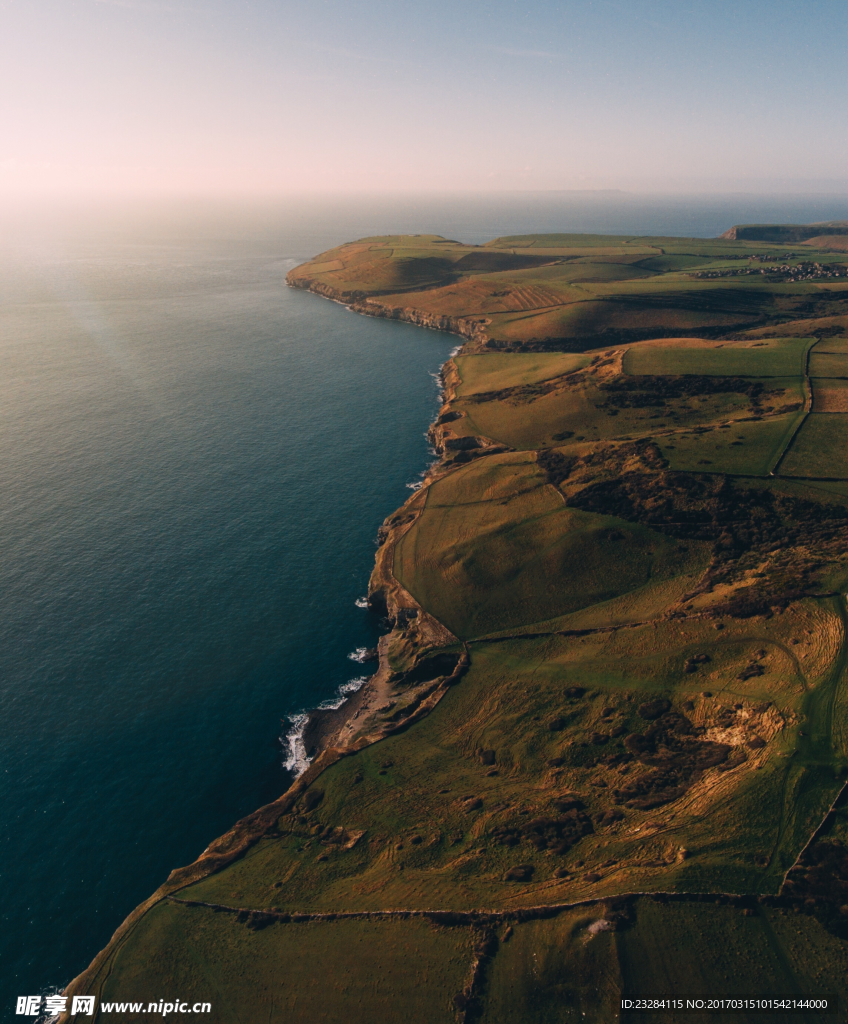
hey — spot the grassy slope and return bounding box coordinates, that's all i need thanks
[67,234,848,1022]
[393,454,708,638]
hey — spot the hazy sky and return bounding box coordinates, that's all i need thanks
[2,0,847,196]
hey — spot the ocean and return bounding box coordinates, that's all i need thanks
[2,191,847,1015]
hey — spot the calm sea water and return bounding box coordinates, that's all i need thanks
[2,192,847,1016]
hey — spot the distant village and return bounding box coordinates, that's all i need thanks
[692,255,845,281]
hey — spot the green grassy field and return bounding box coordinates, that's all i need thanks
[454,352,590,396]
[393,454,708,637]
[658,401,806,476]
[91,895,848,1024]
[96,901,473,1024]
[780,414,848,478]
[123,599,845,920]
[65,232,848,1022]
[482,900,848,1024]
[484,289,769,347]
[452,376,776,452]
[623,337,811,377]
[812,376,848,413]
[809,349,848,378]
[450,366,805,475]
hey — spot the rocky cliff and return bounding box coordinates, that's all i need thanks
[721,222,848,243]
[286,273,491,348]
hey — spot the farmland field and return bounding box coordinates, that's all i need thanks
[623,336,811,377]
[65,230,848,1021]
[96,902,473,1024]
[812,377,848,412]
[809,348,848,378]
[482,900,848,1024]
[454,352,590,396]
[779,414,848,478]
[657,396,806,476]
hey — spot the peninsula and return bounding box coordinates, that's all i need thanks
[65,227,848,1022]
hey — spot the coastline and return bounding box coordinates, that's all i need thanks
[286,273,491,350]
[283,671,369,775]
[278,269,484,777]
[60,269,472,1010]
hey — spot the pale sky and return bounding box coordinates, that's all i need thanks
[2,0,847,197]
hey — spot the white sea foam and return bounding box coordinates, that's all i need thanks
[348,647,371,663]
[406,480,424,490]
[283,676,369,774]
[355,596,369,608]
[34,986,65,1024]
[282,713,311,776]
[343,675,367,694]
[317,676,368,711]
[430,369,446,402]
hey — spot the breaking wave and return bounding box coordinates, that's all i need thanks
[281,678,368,776]
[282,713,310,776]
[317,675,368,711]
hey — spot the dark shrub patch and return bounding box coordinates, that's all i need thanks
[302,789,324,812]
[638,698,670,720]
[618,711,730,809]
[503,864,535,882]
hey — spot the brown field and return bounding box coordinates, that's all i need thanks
[803,235,848,251]
[809,347,848,378]
[812,377,848,412]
